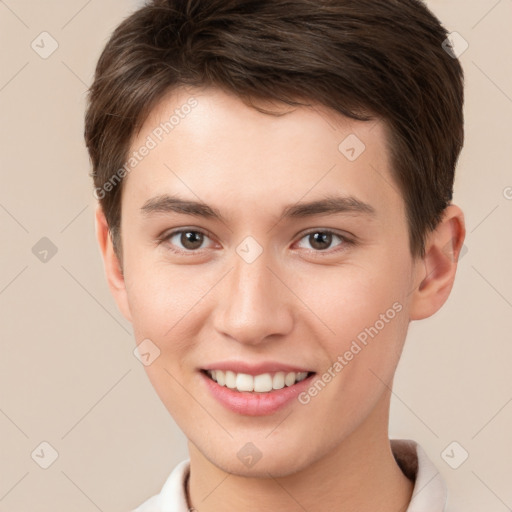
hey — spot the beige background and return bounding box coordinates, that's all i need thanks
[1,0,511,510]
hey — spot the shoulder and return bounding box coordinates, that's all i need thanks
[130,493,160,512]
[391,439,450,512]
[129,459,191,512]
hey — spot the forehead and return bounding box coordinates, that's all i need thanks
[122,86,404,227]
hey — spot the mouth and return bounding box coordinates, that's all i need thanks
[199,361,317,415]
[201,369,316,393]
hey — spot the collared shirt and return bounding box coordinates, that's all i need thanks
[132,439,453,512]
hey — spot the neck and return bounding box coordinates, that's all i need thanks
[187,390,414,512]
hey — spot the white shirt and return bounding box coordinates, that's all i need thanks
[132,439,453,512]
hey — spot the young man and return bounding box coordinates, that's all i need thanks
[85,0,466,510]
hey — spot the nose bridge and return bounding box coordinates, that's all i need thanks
[214,245,292,345]
[231,251,272,310]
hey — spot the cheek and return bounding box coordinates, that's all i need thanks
[294,281,410,442]
[298,255,412,390]
[124,263,203,423]
[124,259,202,337]
[302,258,410,343]
[124,260,216,396]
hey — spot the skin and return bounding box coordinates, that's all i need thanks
[96,86,465,511]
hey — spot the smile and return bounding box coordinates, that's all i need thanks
[200,367,317,416]
[204,369,312,393]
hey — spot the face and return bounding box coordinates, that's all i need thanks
[108,86,427,476]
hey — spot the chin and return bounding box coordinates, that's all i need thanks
[201,439,316,478]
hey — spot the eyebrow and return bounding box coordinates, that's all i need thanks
[140,193,376,223]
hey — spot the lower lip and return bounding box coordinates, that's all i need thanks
[200,371,315,416]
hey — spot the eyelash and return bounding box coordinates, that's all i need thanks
[157,228,355,257]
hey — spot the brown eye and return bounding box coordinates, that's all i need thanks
[163,229,214,253]
[179,230,204,250]
[296,230,351,253]
[308,232,333,251]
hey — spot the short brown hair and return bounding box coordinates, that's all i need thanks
[84,0,464,261]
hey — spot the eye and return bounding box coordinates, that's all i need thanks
[158,227,354,256]
[160,228,216,254]
[295,229,352,253]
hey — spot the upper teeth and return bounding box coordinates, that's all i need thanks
[207,370,309,393]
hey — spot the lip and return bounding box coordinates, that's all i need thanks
[201,361,313,376]
[199,369,316,416]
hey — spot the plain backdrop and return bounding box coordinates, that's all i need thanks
[0,0,511,510]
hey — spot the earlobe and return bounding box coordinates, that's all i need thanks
[409,205,466,321]
[94,204,133,323]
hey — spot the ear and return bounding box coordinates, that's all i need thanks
[409,204,466,321]
[94,204,132,323]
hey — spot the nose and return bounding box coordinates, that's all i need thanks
[212,250,294,346]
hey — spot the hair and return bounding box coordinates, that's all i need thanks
[84,0,464,263]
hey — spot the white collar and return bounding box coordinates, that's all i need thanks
[133,439,448,512]
[391,439,448,512]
